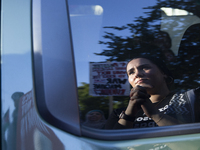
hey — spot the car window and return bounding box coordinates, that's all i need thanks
[68,0,200,130]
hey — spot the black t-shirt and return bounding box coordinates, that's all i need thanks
[105,88,200,129]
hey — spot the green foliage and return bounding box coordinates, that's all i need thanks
[78,83,129,120]
[78,82,109,120]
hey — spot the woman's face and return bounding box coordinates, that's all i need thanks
[126,58,167,94]
[87,112,102,122]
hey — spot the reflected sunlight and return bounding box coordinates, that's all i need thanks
[70,5,103,16]
[161,7,193,16]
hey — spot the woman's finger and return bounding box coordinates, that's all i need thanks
[130,91,150,100]
[130,85,148,97]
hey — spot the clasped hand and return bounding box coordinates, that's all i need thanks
[125,85,158,118]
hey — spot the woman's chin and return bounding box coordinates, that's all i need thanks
[137,83,153,89]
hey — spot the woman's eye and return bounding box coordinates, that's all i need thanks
[129,71,134,75]
[143,67,150,70]
[128,70,133,75]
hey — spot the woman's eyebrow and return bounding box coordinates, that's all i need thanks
[127,64,151,73]
[138,64,151,68]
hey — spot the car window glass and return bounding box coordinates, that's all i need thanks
[68,0,200,129]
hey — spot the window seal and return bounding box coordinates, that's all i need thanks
[32,0,81,136]
[81,123,200,140]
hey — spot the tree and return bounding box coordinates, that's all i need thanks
[78,82,109,120]
[96,0,200,92]
[78,82,129,120]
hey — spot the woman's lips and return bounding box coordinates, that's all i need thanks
[135,79,153,88]
[135,79,148,85]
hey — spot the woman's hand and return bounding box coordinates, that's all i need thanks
[119,85,181,127]
[118,85,150,128]
[140,98,159,118]
[125,85,150,117]
[127,85,159,119]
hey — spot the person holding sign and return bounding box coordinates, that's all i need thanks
[105,55,200,129]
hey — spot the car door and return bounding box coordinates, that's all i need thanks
[1,0,200,150]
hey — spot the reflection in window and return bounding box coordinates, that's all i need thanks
[69,0,200,129]
[161,7,193,16]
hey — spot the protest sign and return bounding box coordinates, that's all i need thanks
[89,62,130,96]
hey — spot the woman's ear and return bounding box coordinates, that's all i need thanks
[162,73,168,79]
[163,74,170,84]
[166,76,174,85]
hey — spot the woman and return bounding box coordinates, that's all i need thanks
[105,55,200,129]
[83,110,107,129]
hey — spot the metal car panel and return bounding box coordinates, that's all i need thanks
[32,0,81,135]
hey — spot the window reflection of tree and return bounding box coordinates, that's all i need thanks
[177,23,200,91]
[96,0,200,93]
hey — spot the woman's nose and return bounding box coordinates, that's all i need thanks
[135,69,144,78]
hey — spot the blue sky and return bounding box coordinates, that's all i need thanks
[68,0,157,86]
